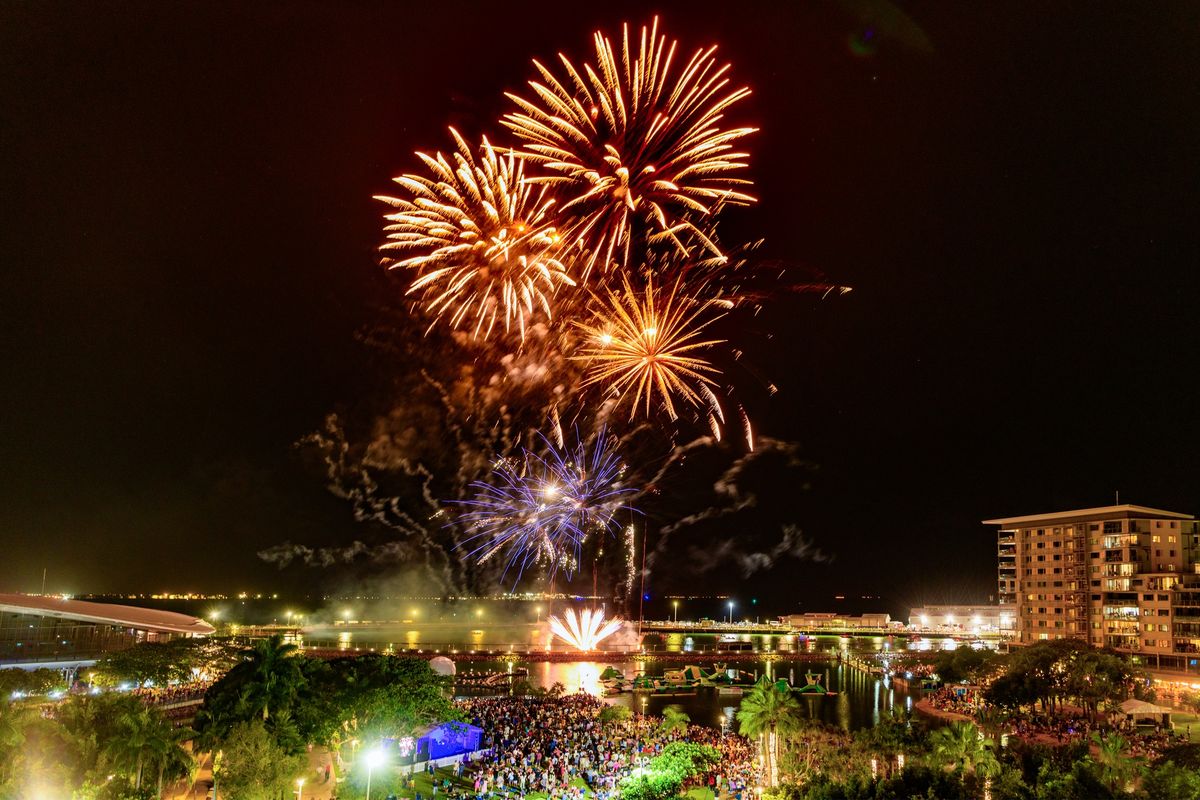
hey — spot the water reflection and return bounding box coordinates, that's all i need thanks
[301,627,978,732]
[453,656,918,733]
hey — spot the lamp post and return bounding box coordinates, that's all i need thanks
[364,747,386,800]
[295,778,305,800]
[638,696,649,759]
[673,600,679,622]
[728,600,735,624]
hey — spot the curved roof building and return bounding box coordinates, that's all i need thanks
[0,593,214,666]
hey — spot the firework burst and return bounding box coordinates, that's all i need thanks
[503,17,756,276]
[375,128,576,339]
[576,276,725,421]
[548,607,623,651]
[456,429,635,583]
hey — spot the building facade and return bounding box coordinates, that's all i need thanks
[779,612,895,630]
[907,604,1011,634]
[983,505,1200,671]
[0,593,214,666]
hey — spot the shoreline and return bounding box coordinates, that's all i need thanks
[301,648,838,663]
[913,698,972,723]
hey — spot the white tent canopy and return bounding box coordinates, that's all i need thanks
[1117,699,1173,716]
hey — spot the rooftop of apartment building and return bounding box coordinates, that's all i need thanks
[983,504,1195,528]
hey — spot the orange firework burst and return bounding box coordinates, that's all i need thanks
[375,128,576,339]
[503,17,756,277]
[575,276,725,421]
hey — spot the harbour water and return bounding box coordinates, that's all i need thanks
[298,626,969,732]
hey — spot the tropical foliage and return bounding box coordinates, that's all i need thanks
[659,704,691,735]
[738,677,802,786]
[618,741,720,800]
[984,640,1141,713]
[0,667,68,698]
[195,645,460,760]
[214,721,308,800]
[91,638,244,688]
[0,692,192,799]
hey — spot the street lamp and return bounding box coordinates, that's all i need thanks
[673,600,679,622]
[364,747,386,800]
[295,778,305,800]
[728,600,735,624]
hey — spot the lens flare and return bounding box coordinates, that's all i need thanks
[548,607,623,651]
[376,128,575,339]
[503,17,756,276]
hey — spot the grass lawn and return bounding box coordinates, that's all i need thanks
[682,789,717,800]
[345,765,473,799]
[1172,711,1200,742]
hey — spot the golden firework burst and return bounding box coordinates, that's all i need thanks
[503,17,756,276]
[375,128,576,339]
[575,276,725,420]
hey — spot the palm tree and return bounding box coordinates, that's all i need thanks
[737,677,802,787]
[1091,732,1138,793]
[102,703,158,789]
[151,724,196,798]
[0,702,29,752]
[239,635,302,722]
[974,707,1010,750]
[929,721,1000,777]
[659,704,690,735]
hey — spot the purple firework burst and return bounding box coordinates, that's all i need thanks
[456,426,637,584]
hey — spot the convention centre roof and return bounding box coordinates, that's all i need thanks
[0,593,215,636]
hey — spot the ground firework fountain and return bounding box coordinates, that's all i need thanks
[548,608,623,652]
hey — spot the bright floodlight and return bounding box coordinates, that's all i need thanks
[364,747,386,768]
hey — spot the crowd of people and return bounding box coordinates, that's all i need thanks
[445,693,761,800]
[922,683,1190,761]
[923,685,981,717]
[128,679,212,706]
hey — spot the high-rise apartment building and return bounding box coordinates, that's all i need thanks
[984,505,1200,671]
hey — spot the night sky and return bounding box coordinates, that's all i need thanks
[2,1,1198,615]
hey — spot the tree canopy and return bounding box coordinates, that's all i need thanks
[195,648,460,756]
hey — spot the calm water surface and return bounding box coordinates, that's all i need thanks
[298,625,976,732]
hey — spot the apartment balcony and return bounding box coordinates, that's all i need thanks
[1104,535,1140,549]
[998,534,1016,546]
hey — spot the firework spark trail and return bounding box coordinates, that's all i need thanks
[548,607,623,651]
[275,18,851,595]
[456,428,636,584]
[503,17,756,276]
[575,275,725,421]
[376,129,576,340]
